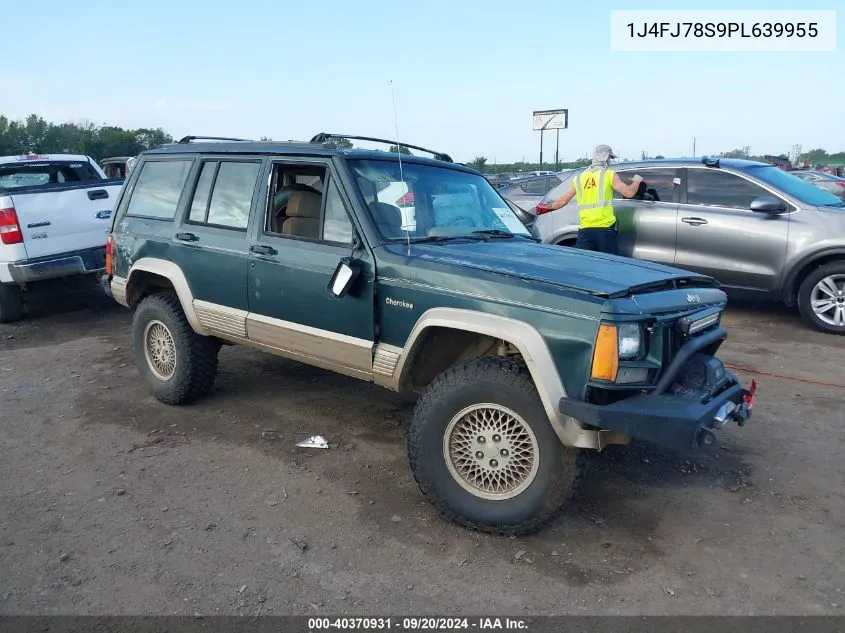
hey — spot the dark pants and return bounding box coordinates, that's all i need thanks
[575,224,619,255]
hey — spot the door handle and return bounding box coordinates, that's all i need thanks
[250,244,277,256]
[88,189,109,200]
[175,232,199,242]
[681,217,708,226]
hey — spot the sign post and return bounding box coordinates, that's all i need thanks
[533,109,568,171]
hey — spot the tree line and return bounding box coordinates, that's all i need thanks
[3,113,843,173]
[0,114,173,161]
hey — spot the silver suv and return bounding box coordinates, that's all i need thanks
[533,157,845,335]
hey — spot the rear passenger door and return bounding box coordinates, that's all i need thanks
[245,158,375,380]
[612,167,679,264]
[169,156,263,313]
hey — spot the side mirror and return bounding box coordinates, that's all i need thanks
[328,257,363,298]
[750,196,787,214]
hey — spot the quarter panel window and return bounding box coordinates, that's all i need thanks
[125,160,193,219]
[686,169,770,209]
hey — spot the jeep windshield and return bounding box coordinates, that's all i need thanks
[745,165,845,208]
[347,158,534,241]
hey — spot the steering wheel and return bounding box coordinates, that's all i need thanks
[441,215,477,228]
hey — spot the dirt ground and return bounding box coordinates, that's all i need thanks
[1,285,843,617]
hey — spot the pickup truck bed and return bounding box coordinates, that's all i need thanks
[0,154,125,321]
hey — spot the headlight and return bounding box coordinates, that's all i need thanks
[617,323,642,359]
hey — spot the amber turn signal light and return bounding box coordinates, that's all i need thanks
[591,324,619,382]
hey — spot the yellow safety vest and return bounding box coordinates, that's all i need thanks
[574,166,616,229]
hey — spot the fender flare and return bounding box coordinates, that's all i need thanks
[125,258,208,335]
[392,307,626,450]
[781,247,845,303]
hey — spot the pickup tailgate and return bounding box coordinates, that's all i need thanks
[8,181,122,259]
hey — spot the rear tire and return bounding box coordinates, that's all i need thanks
[407,357,586,536]
[132,291,220,404]
[797,262,845,335]
[0,284,24,323]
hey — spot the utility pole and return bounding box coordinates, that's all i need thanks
[693,137,696,157]
[555,129,560,171]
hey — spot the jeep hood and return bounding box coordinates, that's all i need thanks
[401,240,718,298]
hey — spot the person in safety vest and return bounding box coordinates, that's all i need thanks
[544,144,643,255]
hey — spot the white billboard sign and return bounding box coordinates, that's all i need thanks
[533,109,568,130]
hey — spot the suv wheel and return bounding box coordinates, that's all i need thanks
[132,291,220,404]
[798,262,845,335]
[0,284,24,323]
[407,357,586,536]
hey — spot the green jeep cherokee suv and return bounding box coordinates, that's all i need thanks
[102,133,755,535]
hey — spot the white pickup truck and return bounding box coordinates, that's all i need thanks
[0,153,124,322]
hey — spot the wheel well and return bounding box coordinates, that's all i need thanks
[555,237,576,247]
[126,271,176,307]
[786,255,845,306]
[399,327,521,393]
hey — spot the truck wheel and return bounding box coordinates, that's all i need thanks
[797,262,845,335]
[407,357,586,536]
[0,284,24,323]
[132,291,220,404]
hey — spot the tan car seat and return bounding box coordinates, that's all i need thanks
[281,190,322,239]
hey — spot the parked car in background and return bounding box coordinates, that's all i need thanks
[532,157,845,335]
[100,156,135,178]
[791,169,845,199]
[0,153,123,321]
[498,171,572,218]
[484,172,516,189]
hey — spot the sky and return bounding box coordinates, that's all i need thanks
[4,0,842,164]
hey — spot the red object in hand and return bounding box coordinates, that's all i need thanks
[535,203,551,216]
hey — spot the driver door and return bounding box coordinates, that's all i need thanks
[673,167,790,292]
[246,159,376,380]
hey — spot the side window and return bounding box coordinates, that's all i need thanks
[521,178,548,195]
[264,163,353,244]
[545,176,561,193]
[614,168,677,202]
[125,160,193,220]
[187,160,260,230]
[323,178,354,244]
[686,169,770,209]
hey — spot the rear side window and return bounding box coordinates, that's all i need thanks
[0,161,101,190]
[125,160,193,220]
[188,160,261,230]
[521,178,549,195]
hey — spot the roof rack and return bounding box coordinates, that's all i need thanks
[309,133,453,163]
[177,135,253,144]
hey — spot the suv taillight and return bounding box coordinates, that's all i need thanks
[535,203,551,216]
[0,197,23,245]
[105,233,114,275]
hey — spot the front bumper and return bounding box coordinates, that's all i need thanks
[560,327,755,451]
[8,247,106,284]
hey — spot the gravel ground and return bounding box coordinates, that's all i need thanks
[0,286,843,616]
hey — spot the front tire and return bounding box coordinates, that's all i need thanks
[797,262,845,335]
[0,284,24,323]
[407,357,586,536]
[132,291,220,404]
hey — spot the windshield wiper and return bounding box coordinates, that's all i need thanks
[471,229,539,241]
[390,234,488,244]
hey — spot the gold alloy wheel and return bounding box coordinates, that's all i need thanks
[443,403,540,500]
